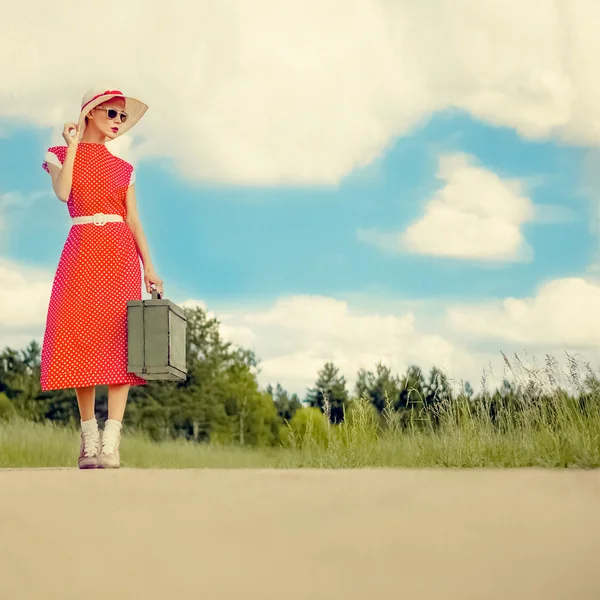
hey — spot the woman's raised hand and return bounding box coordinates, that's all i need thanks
[62,122,81,147]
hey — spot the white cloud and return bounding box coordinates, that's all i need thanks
[183,294,487,396]
[0,191,49,211]
[403,153,535,260]
[187,289,600,396]
[0,259,52,345]
[180,298,258,349]
[447,277,600,348]
[1,0,600,185]
[358,153,535,261]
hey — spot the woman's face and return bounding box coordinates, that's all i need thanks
[88,98,127,140]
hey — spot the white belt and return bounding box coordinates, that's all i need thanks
[72,213,124,226]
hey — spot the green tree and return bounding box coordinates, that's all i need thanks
[220,360,281,446]
[398,365,426,411]
[287,406,329,447]
[160,305,232,442]
[268,383,302,422]
[0,342,44,420]
[126,304,279,445]
[306,362,349,423]
[0,392,16,421]
[424,367,451,403]
[125,380,180,441]
[355,362,401,413]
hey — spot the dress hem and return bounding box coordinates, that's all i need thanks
[40,378,147,391]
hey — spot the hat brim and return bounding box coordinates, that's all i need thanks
[78,94,148,141]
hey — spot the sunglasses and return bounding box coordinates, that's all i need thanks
[94,106,128,123]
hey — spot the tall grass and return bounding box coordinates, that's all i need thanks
[279,392,600,468]
[279,353,600,468]
[1,354,599,469]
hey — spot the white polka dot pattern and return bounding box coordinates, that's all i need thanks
[40,143,146,391]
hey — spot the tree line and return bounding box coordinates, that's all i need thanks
[0,305,595,446]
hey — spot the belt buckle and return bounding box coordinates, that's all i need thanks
[92,212,107,226]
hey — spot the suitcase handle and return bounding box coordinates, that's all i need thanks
[150,284,162,300]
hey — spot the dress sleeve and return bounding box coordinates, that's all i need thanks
[42,146,67,173]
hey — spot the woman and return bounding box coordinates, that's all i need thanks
[41,88,163,469]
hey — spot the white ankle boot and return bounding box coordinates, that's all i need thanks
[79,417,101,469]
[98,419,122,469]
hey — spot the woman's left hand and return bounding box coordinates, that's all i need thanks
[144,266,164,297]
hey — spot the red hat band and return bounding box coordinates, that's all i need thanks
[81,90,124,111]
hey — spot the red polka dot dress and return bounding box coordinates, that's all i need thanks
[40,143,146,391]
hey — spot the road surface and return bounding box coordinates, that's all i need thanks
[1,468,599,599]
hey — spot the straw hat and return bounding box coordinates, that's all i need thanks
[76,88,148,140]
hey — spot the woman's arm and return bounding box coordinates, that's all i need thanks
[48,123,81,202]
[125,183,164,295]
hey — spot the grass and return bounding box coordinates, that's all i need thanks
[284,396,600,469]
[0,418,289,469]
[1,354,600,469]
[1,395,599,469]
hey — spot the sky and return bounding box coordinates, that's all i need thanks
[1,0,600,397]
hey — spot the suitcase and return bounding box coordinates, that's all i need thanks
[127,286,188,381]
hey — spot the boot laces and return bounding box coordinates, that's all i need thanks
[82,429,100,458]
[102,428,121,456]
